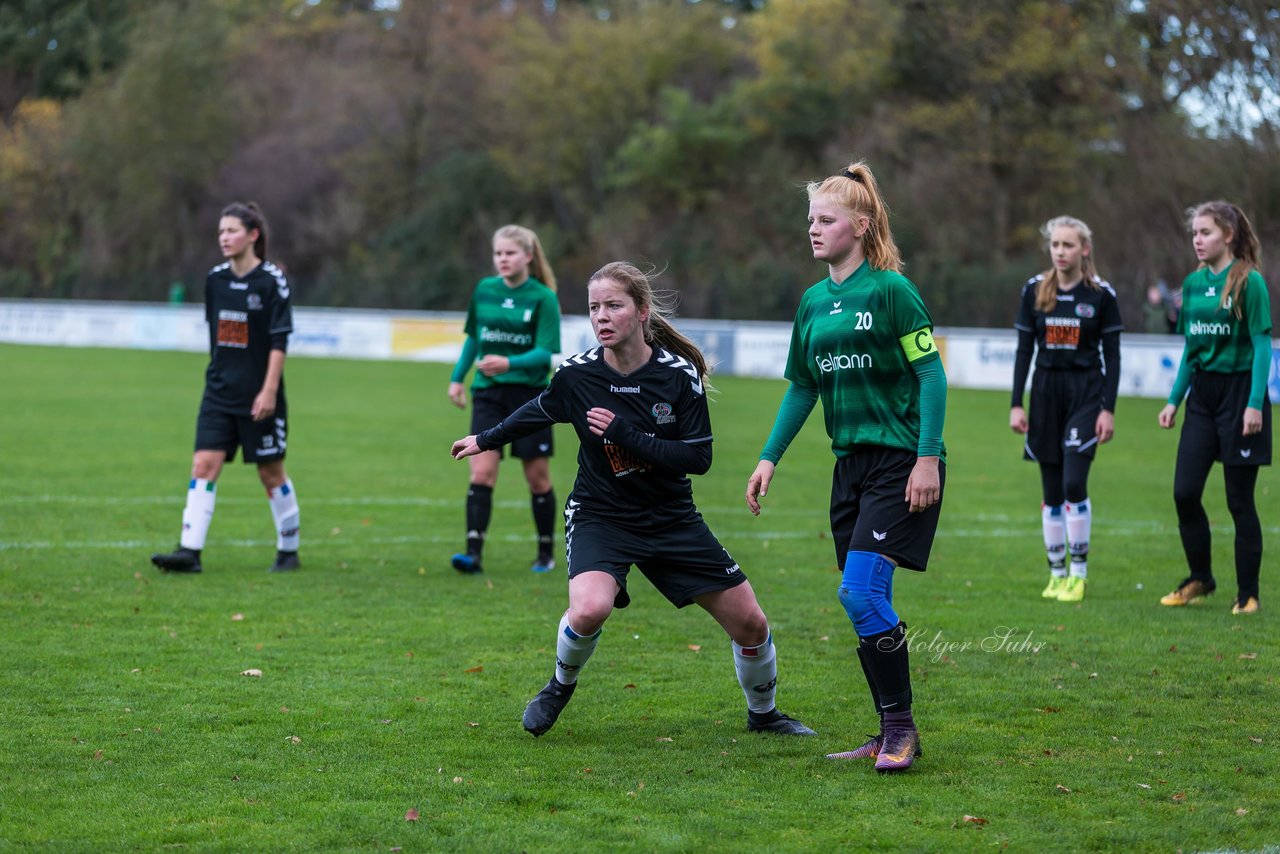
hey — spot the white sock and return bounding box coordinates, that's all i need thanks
[179,478,217,550]
[1066,499,1090,578]
[733,634,778,714]
[1042,504,1067,577]
[267,479,300,552]
[555,613,600,685]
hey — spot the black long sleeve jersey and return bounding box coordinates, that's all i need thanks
[478,346,713,524]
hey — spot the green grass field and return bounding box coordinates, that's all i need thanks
[1,343,1277,852]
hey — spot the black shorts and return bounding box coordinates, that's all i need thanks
[195,399,288,464]
[563,501,748,609]
[1180,371,1272,467]
[830,446,945,572]
[1024,369,1104,464]
[471,385,554,460]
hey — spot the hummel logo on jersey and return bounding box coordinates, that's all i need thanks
[610,384,640,394]
[502,297,515,309]
[830,300,843,315]
[1241,449,1252,458]
[872,530,887,541]
[725,563,741,575]
[230,282,248,290]
[1205,286,1216,297]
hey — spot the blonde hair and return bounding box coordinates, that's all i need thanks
[805,160,903,273]
[587,261,710,382]
[1035,215,1102,312]
[494,224,557,293]
[1186,201,1261,319]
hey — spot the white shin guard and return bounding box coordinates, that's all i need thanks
[180,479,217,550]
[268,479,300,552]
[1065,499,1091,577]
[555,613,600,685]
[733,634,777,714]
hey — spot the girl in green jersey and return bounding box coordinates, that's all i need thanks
[448,225,562,575]
[746,161,947,773]
[1157,202,1272,614]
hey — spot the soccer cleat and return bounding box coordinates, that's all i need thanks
[1057,576,1086,602]
[1231,596,1260,615]
[151,547,202,574]
[530,556,555,574]
[269,551,301,572]
[826,733,882,760]
[746,709,816,736]
[874,727,922,773]
[523,678,576,736]
[1160,577,1216,606]
[1041,575,1068,599]
[451,553,483,575]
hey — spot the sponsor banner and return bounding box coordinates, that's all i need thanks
[732,324,792,379]
[389,317,467,361]
[943,327,1187,400]
[289,310,392,360]
[2,301,1276,400]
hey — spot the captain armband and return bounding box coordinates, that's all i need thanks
[899,327,937,363]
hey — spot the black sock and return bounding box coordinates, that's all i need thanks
[860,622,912,715]
[531,488,556,560]
[465,484,493,558]
[856,645,884,729]
[748,708,782,723]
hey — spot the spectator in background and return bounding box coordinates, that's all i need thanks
[447,225,562,576]
[1144,280,1178,335]
[1010,216,1123,603]
[1157,201,1271,615]
[151,202,301,575]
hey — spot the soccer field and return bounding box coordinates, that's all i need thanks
[1,343,1277,852]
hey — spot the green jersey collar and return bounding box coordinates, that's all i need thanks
[827,259,871,291]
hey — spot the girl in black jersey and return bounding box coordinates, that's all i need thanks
[447,225,561,576]
[151,202,301,574]
[1157,201,1272,614]
[451,262,812,739]
[1010,216,1122,603]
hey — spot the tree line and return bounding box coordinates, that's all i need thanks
[2,0,1277,327]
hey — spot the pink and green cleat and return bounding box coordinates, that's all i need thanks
[826,733,882,760]
[874,727,921,773]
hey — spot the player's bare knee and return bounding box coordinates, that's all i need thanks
[733,609,769,647]
[566,603,609,636]
[190,454,222,481]
[257,463,286,490]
